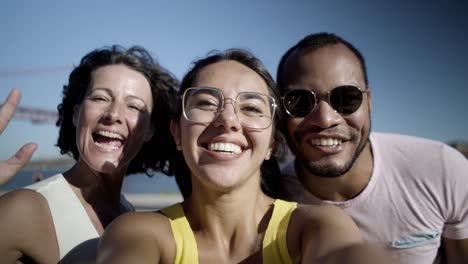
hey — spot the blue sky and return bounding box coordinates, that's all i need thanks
[1,0,467,161]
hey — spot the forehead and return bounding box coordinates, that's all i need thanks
[193,60,269,96]
[283,44,365,90]
[91,64,148,88]
[89,64,153,104]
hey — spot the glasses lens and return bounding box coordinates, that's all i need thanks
[183,88,222,123]
[283,90,315,117]
[329,85,363,115]
[237,92,274,129]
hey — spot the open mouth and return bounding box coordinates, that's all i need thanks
[206,142,243,155]
[92,130,125,151]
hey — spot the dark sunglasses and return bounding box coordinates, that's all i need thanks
[282,85,369,117]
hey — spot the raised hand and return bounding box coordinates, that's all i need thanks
[0,89,37,186]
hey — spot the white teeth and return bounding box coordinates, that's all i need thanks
[95,142,120,151]
[311,138,342,147]
[208,142,242,154]
[96,130,124,140]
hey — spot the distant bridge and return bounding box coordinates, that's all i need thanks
[1,104,58,124]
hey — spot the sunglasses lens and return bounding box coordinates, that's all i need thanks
[283,90,315,117]
[330,86,363,115]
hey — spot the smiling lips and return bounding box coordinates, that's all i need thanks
[93,130,125,151]
[208,142,242,154]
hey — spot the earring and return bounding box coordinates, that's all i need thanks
[265,149,272,160]
[176,142,182,151]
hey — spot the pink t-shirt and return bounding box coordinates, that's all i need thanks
[281,132,468,263]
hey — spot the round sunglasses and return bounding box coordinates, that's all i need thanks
[282,85,369,118]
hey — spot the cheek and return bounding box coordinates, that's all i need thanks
[131,114,152,133]
[75,107,98,139]
[253,128,274,153]
[78,103,103,125]
[286,118,301,142]
[179,121,200,150]
[345,109,370,131]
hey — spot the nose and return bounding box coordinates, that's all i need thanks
[304,100,342,129]
[102,102,123,124]
[212,99,242,131]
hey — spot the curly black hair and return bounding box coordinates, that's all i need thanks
[56,45,179,176]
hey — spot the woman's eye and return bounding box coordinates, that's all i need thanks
[241,104,263,114]
[129,105,143,112]
[194,99,218,110]
[91,96,108,102]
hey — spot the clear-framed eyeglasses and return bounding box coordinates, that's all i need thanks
[182,87,277,130]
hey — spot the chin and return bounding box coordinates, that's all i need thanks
[307,163,351,178]
[196,169,243,190]
[303,152,356,178]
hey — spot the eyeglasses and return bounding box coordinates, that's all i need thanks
[282,85,369,118]
[182,87,276,130]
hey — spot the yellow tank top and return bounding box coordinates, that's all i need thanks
[161,199,297,264]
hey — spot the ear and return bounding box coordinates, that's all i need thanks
[144,123,155,142]
[366,87,372,113]
[265,136,276,160]
[170,119,182,151]
[265,148,273,160]
[72,105,80,126]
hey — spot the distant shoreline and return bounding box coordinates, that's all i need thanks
[0,189,183,212]
[21,158,75,171]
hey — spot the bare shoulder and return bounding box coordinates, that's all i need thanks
[295,203,359,228]
[0,189,52,226]
[287,204,395,263]
[0,189,58,263]
[97,211,176,264]
[1,188,48,208]
[287,204,363,262]
[104,211,173,240]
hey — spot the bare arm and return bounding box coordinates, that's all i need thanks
[0,89,37,185]
[0,189,58,263]
[295,205,395,264]
[443,237,468,264]
[97,212,174,264]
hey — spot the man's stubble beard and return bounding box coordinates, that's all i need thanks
[298,121,371,178]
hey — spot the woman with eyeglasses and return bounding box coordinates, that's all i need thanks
[0,46,178,263]
[97,49,392,264]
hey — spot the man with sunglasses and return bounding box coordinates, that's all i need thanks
[276,32,468,263]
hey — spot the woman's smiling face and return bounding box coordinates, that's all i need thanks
[73,64,154,174]
[172,60,274,192]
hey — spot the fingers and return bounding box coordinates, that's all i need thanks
[0,143,37,186]
[11,143,38,165]
[0,89,22,134]
[0,89,35,186]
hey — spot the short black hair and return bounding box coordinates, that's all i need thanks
[276,32,369,93]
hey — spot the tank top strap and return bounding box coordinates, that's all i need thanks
[262,199,297,264]
[161,203,199,264]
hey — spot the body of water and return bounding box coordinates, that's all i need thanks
[2,169,181,194]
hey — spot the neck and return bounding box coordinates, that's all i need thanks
[184,175,273,247]
[297,142,373,202]
[63,162,124,207]
[62,163,126,233]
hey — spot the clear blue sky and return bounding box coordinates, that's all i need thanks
[1,0,467,161]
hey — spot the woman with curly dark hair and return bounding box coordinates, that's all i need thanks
[0,45,178,263]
